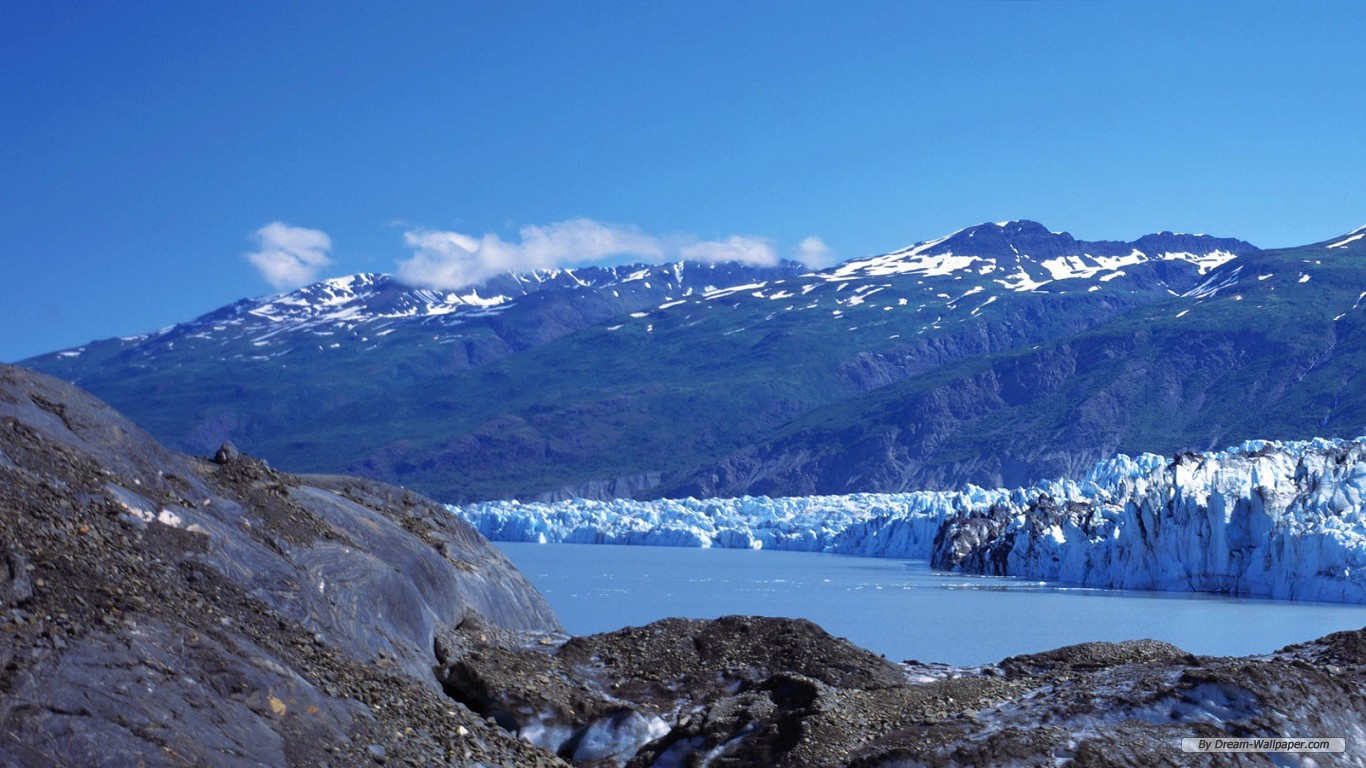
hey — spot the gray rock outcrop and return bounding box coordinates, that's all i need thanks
[0,364,563,766]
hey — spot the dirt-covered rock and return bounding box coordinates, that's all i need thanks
[0,365,565,767]
[440,612,1366,767]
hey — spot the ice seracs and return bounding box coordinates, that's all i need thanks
[451,436,1366,604]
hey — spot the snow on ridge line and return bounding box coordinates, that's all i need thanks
[831,235,1241,287]
[1327,232,1366,250]
[449,435,1366,604]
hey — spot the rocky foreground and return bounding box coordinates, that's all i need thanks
[3,363,1366,767]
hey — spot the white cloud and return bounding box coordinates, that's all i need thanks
[795,236,836,268]
[395,218,797,290]
[397,218,664,290]
[678,235,778,266]
[245,222,333,290]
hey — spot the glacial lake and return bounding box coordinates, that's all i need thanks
[497,542,1366,666]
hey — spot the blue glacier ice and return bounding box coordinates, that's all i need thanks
[450,437,1366,603]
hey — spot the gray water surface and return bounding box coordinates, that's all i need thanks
[497,542,1366,666]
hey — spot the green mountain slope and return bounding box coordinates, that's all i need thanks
[23,220,1299,502]
[668,233,1366,497]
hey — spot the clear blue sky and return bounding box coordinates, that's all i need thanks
[4,1,1364,362]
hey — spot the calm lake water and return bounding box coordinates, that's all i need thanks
[497,542,1366,666]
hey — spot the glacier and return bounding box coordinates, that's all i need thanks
[449,437,1366,604]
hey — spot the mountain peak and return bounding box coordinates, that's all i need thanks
[888,220,1076,256]
[976,219,1051,233]
[830,221,1257,288]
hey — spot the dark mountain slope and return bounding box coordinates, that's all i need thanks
[23,221,1262,501]
[26,262,808,457]
[671,228,1366,497]
[258,224,1258,500]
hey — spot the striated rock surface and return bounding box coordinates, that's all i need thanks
[0,364,563,766]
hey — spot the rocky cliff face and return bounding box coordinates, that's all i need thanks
[0,365,563,766]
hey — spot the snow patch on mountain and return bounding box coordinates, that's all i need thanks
[1158,249,1239,274]
[1038,249,1144,281]
[828,251,982,280]
[249,272,515,325]
[1183,266,1244,299]
[1328,232,1365,250]
[825,222,1254,292]
[451,436,1366,604]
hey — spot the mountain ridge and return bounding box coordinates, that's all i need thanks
[667,225,1366,498]
[855,219,1253,289]
[36,259,813,369]
[31,219,1260,372]
[34,219,1366,504]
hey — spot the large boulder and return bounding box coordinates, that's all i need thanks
[0,364,564,766]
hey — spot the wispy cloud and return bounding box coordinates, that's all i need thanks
[398,218,663,290]
[245,222,333,290]
[395,218,781,289]
[679,235,778,266]
[795,236,836,267]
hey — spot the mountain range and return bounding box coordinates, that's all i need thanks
[24,219,1366,502]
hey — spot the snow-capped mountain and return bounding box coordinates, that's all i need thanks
[452,435,1366,603]
[29,219,1366,504]
[607,221,1257,341]
[40,220,1254,370]
[42,260,810,366]
[665,221,1366,501]
[827,220,1249,289]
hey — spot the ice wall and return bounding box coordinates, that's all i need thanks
[450,438,1366,603]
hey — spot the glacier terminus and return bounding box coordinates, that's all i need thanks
[453,436,1366,604]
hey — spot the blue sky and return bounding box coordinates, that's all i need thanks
[3,1,1364,362]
